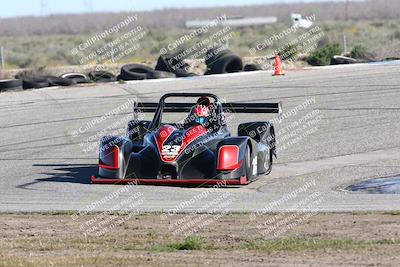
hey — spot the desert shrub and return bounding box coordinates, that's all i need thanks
[307,43,341,66]
[280,44,298,60]
[392,30,400,40]
[15,65,48,79]
[350,44,367,59]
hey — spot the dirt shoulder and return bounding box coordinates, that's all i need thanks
[0,212,399,267]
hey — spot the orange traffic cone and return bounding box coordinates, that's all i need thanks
[273,54,285,76]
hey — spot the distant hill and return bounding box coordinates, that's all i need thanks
[0,0,399,36]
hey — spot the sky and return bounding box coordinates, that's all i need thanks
[0,0,348,18]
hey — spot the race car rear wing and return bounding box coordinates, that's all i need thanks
[222,102,282,114]
[134,93,282,128]
[135,102,282,114]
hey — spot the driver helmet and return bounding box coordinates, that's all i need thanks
[193,97,210,124]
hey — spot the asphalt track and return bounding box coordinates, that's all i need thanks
[1,62,400,212]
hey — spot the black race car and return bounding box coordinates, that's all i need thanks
[91,93,281,185]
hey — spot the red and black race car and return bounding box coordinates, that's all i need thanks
[91,93,282,185]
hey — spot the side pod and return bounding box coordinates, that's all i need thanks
[98,135,132,179]
[215,137,254,180]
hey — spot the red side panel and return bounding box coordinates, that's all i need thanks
[217,145,241,171]
[99,146,120,170]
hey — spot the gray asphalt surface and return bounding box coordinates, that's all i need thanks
[1,62,400,212]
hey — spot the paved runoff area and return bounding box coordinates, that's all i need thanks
[1,61,400,212]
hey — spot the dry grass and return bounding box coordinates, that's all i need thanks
[0,213,399,266]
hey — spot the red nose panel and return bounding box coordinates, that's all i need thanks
[156,125,176,145]
[182,125,208,147]
[155,125,208,162]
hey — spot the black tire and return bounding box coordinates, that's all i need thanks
[42,76,76,87]
[120,64,154,80]
[238,122,275,175]
[60,73,90,84]
[330,55,358,65]
[264,147,273,176]
[204,69,213,76]
[146,70,176,79]
[88,71,116,83]
[175,69,197,77]
[72,77,91,84]
[244,64,262,71]
[266,125,275,172]
[208,54,243,75]
[244,145,252,181]
[155,52,189,74]
[0,79,22,92]
[22,78,50,89]
[385,57,400,61]
[155,54,173,72]
[205,47,230,66]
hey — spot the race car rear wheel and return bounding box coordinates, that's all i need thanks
[244,145,252,181]
[265,149,273,175]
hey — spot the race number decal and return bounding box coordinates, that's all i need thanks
[161,145,181,159]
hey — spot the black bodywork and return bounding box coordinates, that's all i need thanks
[92,93,281,185]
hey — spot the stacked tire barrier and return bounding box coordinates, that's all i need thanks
[42,76,77,87]
[330,55,358,65]
[21,75,82,89]
[119,64,176,80]
[120,64,154,80]
[61,73,90,84]
[205,48,243,75]
[88,71,116,83]
[1,72,91,92]
[22,77,50,89]
[0,79,22,92]
[1,46,265,93]
[155,52,196,77]
[244,63,262,71]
